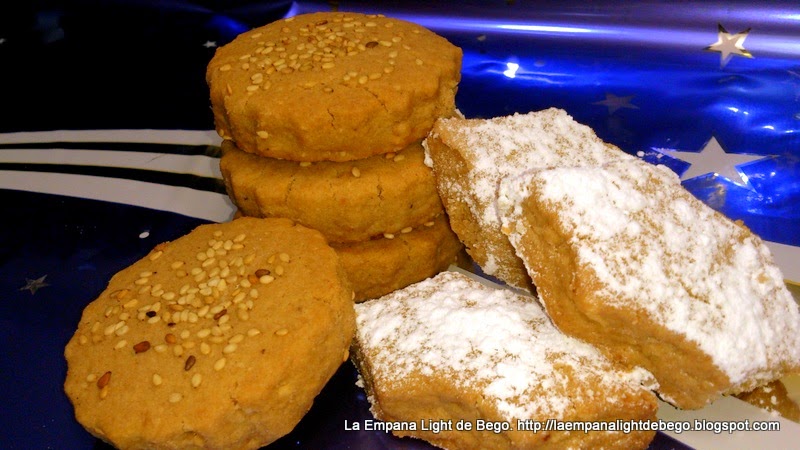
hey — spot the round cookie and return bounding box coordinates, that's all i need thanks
[330,213,465,302]
[64,217,355,449]
[207,11,462,162]
[221,139,445,243]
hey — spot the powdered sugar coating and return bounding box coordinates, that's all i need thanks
[498,159,800,388]
[354,271,657,420]
[424,108,632,282]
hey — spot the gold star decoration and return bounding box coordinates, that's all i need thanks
[19,275,50,295]
[705,24,752,68]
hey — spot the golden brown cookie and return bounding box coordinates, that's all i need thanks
[423,108,633,291]
[207,12,462,162]
[352,271,658,450]
[736,380,800,422]
[497,159,800,409]
[221,139,444,243]
[64,217,355,449]
[331,213,464,301]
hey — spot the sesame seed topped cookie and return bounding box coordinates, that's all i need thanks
[207,12,462,162]
[64,217,355,449]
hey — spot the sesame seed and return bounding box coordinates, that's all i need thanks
[184,355,196,371]
[86,373,96,382]
[219,64,231,72]
[147,315,161,324]
[351,167,361,177]
[214,358,227,371]
[114,340,127,350]
[384,233,395,239]
[169,392,182,403]
[115,325,129,336]
[229,334,245,344]
[123,299,139,309]
[165,333,177,344]
[401,227,413,234]
[223,343,238,354]
[152,374,162,386]
[180,330,191,339]
[191,373,202,388]
[200,342,211,355]
[249,288,259,299]
[275,328,289,336]
[154,344,168,353]
[321,62,335,69]
[149,251,163,261]
[134,278,149,286]
[259,275,274,284]
[237,309,250,321]
[173,345,184,357]
[247,328,261,337]
[213,308,227,320]
[393,154,406,162]
[424,221,435,227]
[133,341,151,354]
[97,371,111,389]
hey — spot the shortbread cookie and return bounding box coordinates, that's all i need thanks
[424,108,633,290]
[352,271,658,450]
[497,159,800,409]
[64,217,355,449]
[221,139,444,243]
[207,12,462,162]
[331,213,464,301]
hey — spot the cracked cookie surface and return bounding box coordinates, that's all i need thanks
[221,139,444,243]
[207,11,462,162]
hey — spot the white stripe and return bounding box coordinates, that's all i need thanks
[0,129,222,146]
[0,149,221,179]
[765,240,800,285]
[0,171,235,222]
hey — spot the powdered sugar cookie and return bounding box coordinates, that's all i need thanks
[497,158,800,409]
[352,271,658,449]
[423,108,633,290]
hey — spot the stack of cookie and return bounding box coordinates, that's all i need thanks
[206,11,464,301]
